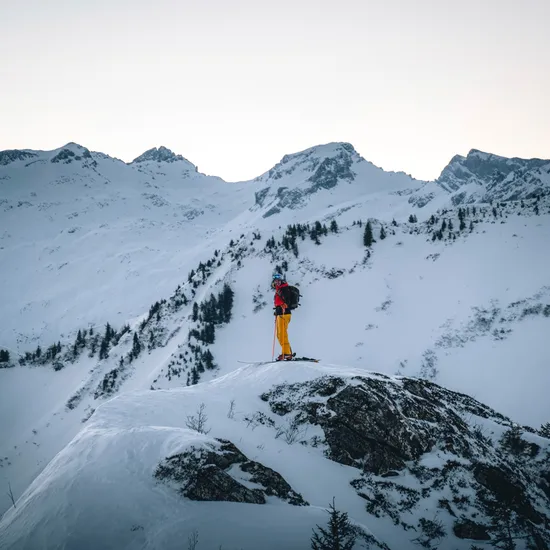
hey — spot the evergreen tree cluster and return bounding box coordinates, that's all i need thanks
[18,320,134,370]
[430,205,479,242]
[186,250,223,291]
[19,340,62,366]
[184,283,235,385]
[99,323,116,360]
[0,349,10,363]
[310,220,329,245]
[265,220,337,259]
[140,299,167,331]
[95,367,119,398]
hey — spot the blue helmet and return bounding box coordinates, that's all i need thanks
[272,272,284,288]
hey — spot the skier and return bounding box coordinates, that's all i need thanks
[272,273,294,361]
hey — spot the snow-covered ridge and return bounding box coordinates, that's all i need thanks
[131,145,193,166]
[428,148,550,206]
[0,362,548,549]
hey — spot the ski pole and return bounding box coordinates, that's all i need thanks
[272,316,277,361]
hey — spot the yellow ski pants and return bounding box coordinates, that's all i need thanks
[276,314,292,355]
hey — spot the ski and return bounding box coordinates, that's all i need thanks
[238,357,319,365]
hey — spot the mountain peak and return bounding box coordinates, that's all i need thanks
[131,146,189,164]
[435,148,550,203]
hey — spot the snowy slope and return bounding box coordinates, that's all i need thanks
[1,362,549,550]
[0,143,255,349]
[1,141,550,546]
[0,141,421,351]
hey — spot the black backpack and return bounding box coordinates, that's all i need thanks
[279,285,301,310]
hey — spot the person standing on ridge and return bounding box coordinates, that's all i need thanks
[272,273,294,361]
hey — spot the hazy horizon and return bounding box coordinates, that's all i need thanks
[1,0,548,182]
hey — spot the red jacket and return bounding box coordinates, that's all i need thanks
[274,282,289,307]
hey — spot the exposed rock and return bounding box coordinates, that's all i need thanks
[258,374,550,546]
[132,146,189,164]
[436,149,550,205]
[473,464,543,525]
[0,149,37,166]
[453,518,491,540]
[262,375,482,474]
[51,145,94,165]
[155,438,308,506]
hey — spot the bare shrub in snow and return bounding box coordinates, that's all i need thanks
[412,517,446,548]
[6,482,16,509]
[274,416,307,445]
[187,529,199,550]
[252,286,267,313]
[227,399,236,419]
[186,403,211,435]
[419,349,439,380]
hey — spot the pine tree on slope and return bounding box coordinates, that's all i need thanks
[311,499,357,550]
[363,221,373,247]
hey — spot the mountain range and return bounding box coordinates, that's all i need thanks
[0,141,549,549]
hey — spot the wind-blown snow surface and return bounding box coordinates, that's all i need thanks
[0,364,363,550]
[1,362,548,550]
[1,141,550,542]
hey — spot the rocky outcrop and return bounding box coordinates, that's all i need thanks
[131,146,188,164]
[51,145,94,165]
[261,375,499,475]
[0,149,37,166]
[154,438,308,506]
[437,149,550,205]
[452,519,491,540]
[259,374,550,547]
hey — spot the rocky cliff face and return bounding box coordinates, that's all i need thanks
[256,373,550,548]
[441,150,549,205]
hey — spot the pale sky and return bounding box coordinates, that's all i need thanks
[1,0,549,182]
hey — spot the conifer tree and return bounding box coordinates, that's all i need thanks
[99,338,109,360]
[221,283,234,323]
[191,368,199,385]
[132,332,141,358]
[330,220,338,233]
[540,422,550,438]
[380,226,386,240]
[311,499,356,550]
[363,221,373,247]
[202,349,216,370]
